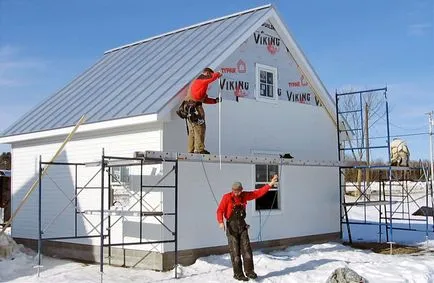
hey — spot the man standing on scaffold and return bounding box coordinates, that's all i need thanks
[217,174,279,281]
[181,67,222,154]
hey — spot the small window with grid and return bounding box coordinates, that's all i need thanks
[256,64,278,101]
[255,164,279,210]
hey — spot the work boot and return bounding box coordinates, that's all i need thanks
[197,150,210,154]
[246,271,257,279]
[233,273,249,281]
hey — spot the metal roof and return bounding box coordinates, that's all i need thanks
[2,5,272,137]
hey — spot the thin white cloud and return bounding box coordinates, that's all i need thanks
[0,45,46,87]
[0,45,18,58]
[385,82,433,129]
[407,23,432,36]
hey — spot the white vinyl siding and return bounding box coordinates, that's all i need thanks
[11,124,163,251]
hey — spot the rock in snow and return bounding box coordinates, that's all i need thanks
[326,267,366,283]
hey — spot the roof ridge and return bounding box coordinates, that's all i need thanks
[104,4,272,54]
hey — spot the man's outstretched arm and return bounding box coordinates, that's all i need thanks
[243,175,279,201]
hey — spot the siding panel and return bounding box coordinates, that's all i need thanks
[12,125,163,250]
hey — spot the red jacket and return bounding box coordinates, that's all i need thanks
[190,72,221,104]
[216,184,271,223]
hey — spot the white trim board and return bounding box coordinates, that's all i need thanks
[0,114,158,144]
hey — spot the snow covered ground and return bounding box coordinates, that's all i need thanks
[1,184,434,283]
[344,181,434,245]
[2,239,434,283]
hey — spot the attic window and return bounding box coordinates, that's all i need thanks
[256,63,278,102]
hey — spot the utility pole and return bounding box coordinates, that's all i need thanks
[428,111,434,192]
[365,103,370,188]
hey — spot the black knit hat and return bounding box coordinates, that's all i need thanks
[203,67,214,74]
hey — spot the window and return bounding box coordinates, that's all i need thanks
[111,166,130,184]
[256,64,278,101]
[255,164,279,210]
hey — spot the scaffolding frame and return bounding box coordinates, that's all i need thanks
[37,150,179,278]
[336,87,433,245]
[36,148,351,278]
[33,104,432,276]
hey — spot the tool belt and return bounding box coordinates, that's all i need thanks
[176,100,204,124]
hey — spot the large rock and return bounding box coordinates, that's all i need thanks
[326,267,367,283]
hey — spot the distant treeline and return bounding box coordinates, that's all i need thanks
[0,152,11,170]
[343,159,431,183]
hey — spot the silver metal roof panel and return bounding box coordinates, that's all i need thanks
[2,5,271,137]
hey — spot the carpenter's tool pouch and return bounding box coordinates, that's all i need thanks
[176,101,202,124]
[176,101,189,119]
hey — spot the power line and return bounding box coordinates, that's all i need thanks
[389,122,427,131]
[368,132,429,140]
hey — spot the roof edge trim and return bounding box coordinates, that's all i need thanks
[0,114,158,144]
[267,10,337,126]
[104,4,272,54]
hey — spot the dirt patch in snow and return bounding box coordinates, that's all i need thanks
[345,242,423,255]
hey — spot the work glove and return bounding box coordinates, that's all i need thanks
[215,97,222,103]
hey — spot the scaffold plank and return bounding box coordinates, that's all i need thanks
[85,159,161,167]
[341,165,422,171]
[343,201,398,206]
[79,210,173,217]
[142,151,346,167]
[84,151,424,170]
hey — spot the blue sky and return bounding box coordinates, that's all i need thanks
[0,0,433,160]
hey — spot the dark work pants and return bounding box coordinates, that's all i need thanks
[226,207,254,276]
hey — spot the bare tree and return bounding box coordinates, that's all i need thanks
[338,89,385,196]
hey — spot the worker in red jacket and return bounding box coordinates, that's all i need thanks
[183,67,222,154]
[217,174,279,281]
